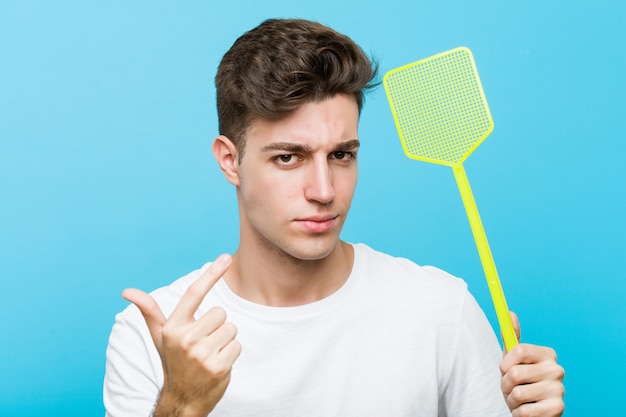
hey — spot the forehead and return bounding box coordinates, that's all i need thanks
[244,95,360,149]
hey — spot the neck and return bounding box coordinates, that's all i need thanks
[224,241,354,307]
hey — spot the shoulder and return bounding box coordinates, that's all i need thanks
[350,243,472,319]
[352,243,468,293]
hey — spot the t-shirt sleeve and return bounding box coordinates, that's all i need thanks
[439,290,511,417]
[103,305,163,417]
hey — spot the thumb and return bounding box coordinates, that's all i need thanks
[122,288,166,350]
[502,311,521,354]
[500,311,522,355]
[509,311,521,342]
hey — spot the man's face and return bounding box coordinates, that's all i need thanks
[236,94,360,261]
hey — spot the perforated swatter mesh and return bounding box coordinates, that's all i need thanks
[384,48,493,165]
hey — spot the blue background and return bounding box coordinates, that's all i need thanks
[1,1,624,415]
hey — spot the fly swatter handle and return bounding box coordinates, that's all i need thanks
[452,164,518,351]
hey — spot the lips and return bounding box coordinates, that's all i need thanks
[296,215,339,233]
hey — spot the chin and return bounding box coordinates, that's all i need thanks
[283,239,341,262]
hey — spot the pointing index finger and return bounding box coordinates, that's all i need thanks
[169,253,232,323]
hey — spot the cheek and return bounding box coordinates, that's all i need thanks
[241,171,299,207]
[264,169,303,199]
[334,170,358,199]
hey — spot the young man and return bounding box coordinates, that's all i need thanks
[104,19,565,417]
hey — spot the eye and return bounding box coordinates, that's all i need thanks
[274,154,301,167]
[330,151,355,161]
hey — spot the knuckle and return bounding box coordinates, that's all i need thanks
[499,362,507,375]
[510,385,526,404]
[208,306,227,323]
[500,379,510,395]
[178,332,195,351]
[508,365,525,384]
[186,345,202,361]
[549,347,558,359]
[222,322,238,337]
[227,339,243,360]
[515,403,538,417]
[555,378,565,398]
[545,346,558,362]
[141,301,161,319]
[185,283,205,299]
[161,323,178,341]
[554,364,565,381]
[205,358,231,378]
[515,343,531,359]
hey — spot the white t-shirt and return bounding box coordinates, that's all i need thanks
[104,243,510,416]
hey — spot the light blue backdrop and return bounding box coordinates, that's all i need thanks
[1,1,624,415]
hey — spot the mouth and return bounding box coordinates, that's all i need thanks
[296,215,339,233]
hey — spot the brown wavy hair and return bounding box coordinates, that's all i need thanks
[215,18,378,159]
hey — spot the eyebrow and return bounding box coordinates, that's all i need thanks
[261,139,360,153]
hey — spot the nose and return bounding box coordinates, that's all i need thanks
[304,158,335,205]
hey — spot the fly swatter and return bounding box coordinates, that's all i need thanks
[383,47,518,351]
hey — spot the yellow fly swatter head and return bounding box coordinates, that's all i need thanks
[383,47,493,167]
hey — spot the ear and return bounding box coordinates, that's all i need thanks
[212,135,240,186]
